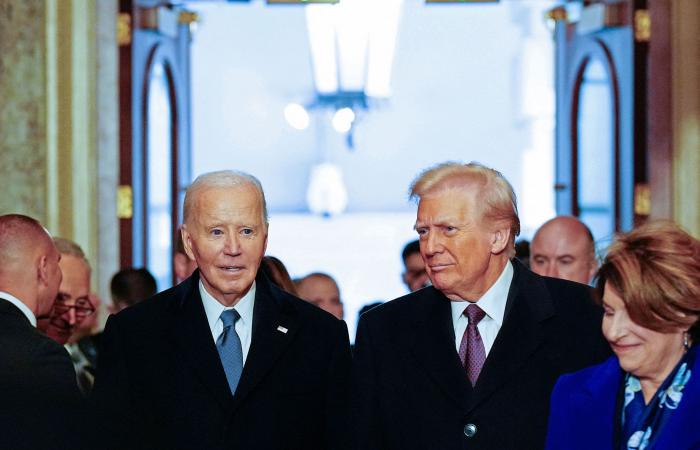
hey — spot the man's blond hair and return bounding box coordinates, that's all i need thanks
[409,162,520,257]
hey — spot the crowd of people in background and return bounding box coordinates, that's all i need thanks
[1,161,698,449]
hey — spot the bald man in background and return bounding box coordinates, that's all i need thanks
[297,272,344,320]
[0,214,83,449]
[529,216,597,285]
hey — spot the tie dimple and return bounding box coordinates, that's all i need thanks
[220,309,240,333]
[464,303,486,326]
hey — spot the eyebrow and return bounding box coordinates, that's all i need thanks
[415,217,454,228]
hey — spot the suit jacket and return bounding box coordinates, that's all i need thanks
[351,260,611,450]
[0,298,83,450]
[545,350,700,450]
[92,271,352,450]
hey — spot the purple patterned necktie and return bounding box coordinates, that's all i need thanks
[458,303,487,386]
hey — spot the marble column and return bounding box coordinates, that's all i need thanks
[0,1,49,220]
[0,0,119,309]
[672,0,700,237]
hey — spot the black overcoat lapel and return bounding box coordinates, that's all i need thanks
[168,273,233,410]
[229,273,300,415]
[468,260,555,412]
[407,287,472,412]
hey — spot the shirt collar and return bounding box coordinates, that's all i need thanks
[199,280,256,333]
[0,291,37,327]
[450,260,513,325]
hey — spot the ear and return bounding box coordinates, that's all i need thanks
[181,225,196,261]
[37,254,49,288]
[490,225,510,255]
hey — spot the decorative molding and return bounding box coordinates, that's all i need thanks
[634,183,650,216]
[178,11,198,25]
[546,6,567,23]
[634,9,650,43]
[117,185,133,219]
[117,13,131,46]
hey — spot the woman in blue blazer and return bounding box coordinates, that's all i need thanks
[546,221,700,450]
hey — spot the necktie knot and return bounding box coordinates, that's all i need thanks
[464,303,486,326]
[459,303,487,386]
[220,309,241,329]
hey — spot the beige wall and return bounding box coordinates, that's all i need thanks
[672,0,700,237]
[0,0,119,308]
[0,1,49,220]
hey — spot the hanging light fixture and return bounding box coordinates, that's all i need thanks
[303,0,403,146]
[295,0,403,217]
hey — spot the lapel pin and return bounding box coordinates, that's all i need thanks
[277,326,288,334]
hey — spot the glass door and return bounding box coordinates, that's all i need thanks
[119,0,193,290]
[552,0,648,246]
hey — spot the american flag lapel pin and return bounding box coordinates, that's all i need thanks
[277,326,288,334]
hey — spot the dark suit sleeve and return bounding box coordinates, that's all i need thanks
[33,337,82,400]
[325,318,353,450]
[7,335,85,450]
[28,338,86,450]
[350,316,381,450]
[90,315,137,450]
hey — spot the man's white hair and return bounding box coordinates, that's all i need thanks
[183,170,268,226]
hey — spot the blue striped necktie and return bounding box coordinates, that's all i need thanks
[217,309,243,395]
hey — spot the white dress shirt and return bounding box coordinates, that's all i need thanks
[0,291,37,327]
[450,261,513,357]
[200,281,256,364]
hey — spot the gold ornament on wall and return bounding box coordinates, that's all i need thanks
[117,185,133,219]
[117,13,132,46]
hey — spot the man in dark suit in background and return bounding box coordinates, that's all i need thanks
[108,267,157,313]
[78,267,158,373]
[93,170,352,450]
[0,214,83,450]
[351,162,610,450]
[401,239,430,292]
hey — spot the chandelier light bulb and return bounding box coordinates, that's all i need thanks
[284,103,310,130]
[332,107,355,133]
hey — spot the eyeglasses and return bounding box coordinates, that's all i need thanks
[53,294,96,318]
